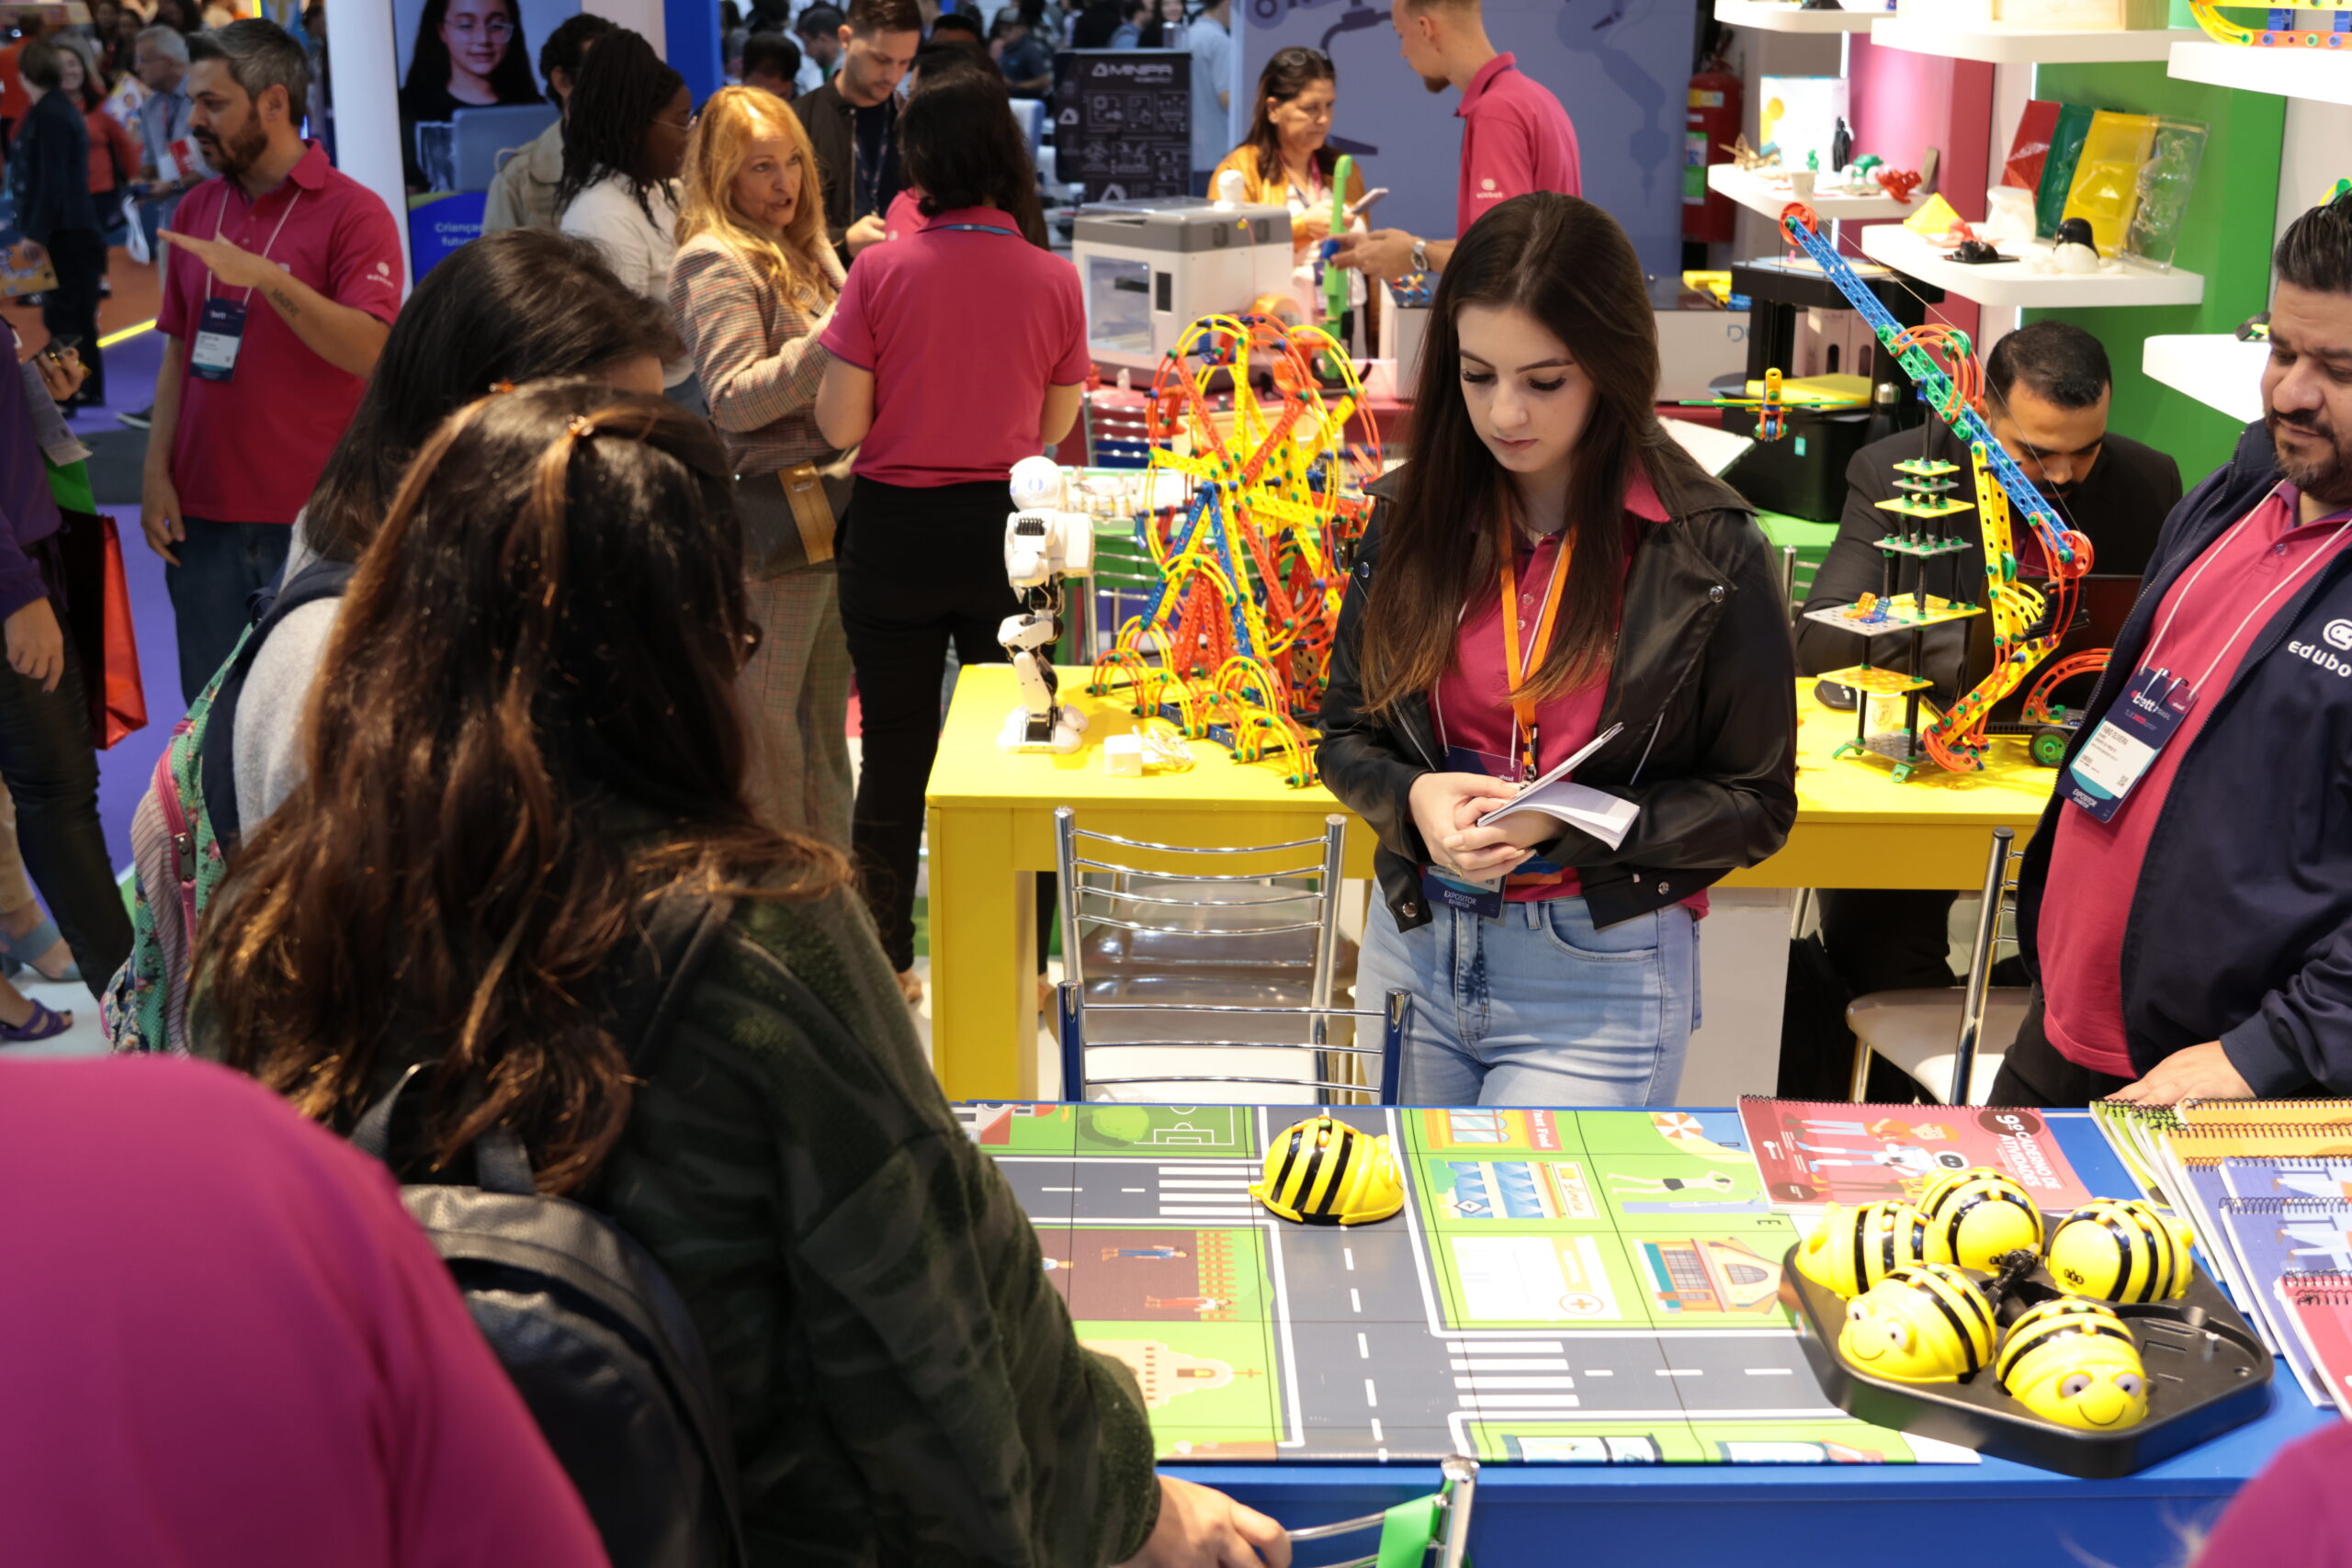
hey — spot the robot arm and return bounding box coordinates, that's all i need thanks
[999,456,1096,753]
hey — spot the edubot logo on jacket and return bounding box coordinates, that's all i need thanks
[2289,633,2352,677]
[2325,618,2352,651]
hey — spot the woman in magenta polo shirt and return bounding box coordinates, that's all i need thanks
[1317,194,1797,1107]
[816,70,1087,1004]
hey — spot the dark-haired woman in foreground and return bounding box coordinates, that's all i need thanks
[195,379,1287,1568]
[815,69,1086,1004]
[1317,193,1797,1108]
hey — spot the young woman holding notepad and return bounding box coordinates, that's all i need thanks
[1317,192,1799,1108]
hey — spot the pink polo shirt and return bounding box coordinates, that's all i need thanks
[820,205,1089,486]
[1456,53,1582,240]
[158,141,404,525]
[2041,485,2352,1077]
[0,1056,606,1567]
[1431,468,1701,910]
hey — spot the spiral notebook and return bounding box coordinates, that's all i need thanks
[2278,1273,2352,1416]
[2217,1197,2352,1405]
[2154,1120,2352,1245]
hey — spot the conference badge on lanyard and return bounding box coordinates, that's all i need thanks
[190,297,247,382]
[2062,668,2195,823]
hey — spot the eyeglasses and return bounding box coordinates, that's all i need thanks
[654,110,697,133]
[448,15,514,39]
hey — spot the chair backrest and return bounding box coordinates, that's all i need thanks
[1951,824,2026,1104]
[1056,980,1409,1104]
[1053,806,1348,1010]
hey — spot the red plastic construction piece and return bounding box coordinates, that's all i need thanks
[1875,167,1922,206]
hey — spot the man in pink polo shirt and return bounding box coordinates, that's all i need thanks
[1994,192,2352,1106]
[141,20,401,703]
[1329,0,1579,283]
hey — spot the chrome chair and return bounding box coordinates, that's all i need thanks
[1287,1455,1477,1568]
[1054,807,1363,1100]
[1845,826,2031,1105]
[1056,980,1408,1104]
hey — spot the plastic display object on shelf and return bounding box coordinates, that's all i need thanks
[2189,2,2352,47]
[1781,1227,2273,1478]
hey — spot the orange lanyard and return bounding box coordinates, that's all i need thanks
[1498,534,1572,781]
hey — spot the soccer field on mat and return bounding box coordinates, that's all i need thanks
[956,1103,1978,1466]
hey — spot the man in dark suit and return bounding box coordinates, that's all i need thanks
[1786,320,2185,1098]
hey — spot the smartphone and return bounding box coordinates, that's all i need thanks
[41,334,81,362]
[1346,187,1391,220]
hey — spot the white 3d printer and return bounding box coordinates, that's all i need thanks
[1071,197,1296,372]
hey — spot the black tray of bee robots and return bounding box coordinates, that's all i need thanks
[1780,1231,2274,1479]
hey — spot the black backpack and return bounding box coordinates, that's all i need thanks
[352,895,747,1568]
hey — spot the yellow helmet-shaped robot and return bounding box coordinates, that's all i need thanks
[1996,1298,2150,1430]
[1251,1116,1406,1226]
[1917,1168,2045,1270]
[2045,1199,2194,1303]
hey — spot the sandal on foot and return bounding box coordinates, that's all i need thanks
[0,998,74,1043]
[0,918,77,984]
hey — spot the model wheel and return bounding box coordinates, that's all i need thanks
[2030,726,2072,769]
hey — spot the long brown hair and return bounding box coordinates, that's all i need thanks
[1362,193,1664,716]
[199,380,843,1194]
[1241,46,1337,189]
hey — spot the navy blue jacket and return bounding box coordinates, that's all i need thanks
[2017,420,2352,1095]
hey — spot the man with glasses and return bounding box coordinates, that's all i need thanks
[795,0,920,262]
[1783,321,2183,1100]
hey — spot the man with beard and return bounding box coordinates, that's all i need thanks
[1783,321,2184,1100]
[1328,0,1579,282]
[140,20,401,702]
[1991,191,2352,1105]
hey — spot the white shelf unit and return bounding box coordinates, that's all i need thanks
[2143,333,2270,423]
[2166,39,2352,107]
[1858,222,2207,308]
[1712,0,1883,32]
[1869,17,2201,62]
[1705,162,1915,221]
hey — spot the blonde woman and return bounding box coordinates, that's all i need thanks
[670,84,855,852]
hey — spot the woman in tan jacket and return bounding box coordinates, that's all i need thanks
[671,85,856,852]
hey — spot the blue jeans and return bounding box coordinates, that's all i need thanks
[164,517,292,705]
[1357,895,1701,1108]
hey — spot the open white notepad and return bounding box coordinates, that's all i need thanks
[1474,723,1642,852]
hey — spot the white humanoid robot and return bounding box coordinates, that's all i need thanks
[999,455,1095,753]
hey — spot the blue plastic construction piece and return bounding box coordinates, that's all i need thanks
[1777,209,2077,571]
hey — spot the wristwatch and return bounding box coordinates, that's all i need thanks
[1409,238,1430,275]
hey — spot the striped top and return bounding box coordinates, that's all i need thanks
[670,231,846,478]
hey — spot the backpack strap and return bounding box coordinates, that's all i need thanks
[201,556,357,853]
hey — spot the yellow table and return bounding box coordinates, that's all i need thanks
[926,668,2061,1100]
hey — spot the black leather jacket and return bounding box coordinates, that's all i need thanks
[1316,435,1800,933]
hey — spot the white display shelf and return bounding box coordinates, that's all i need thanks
[1869,17,2200,62]
[1712,0,1883,32]
[2167,39,2352,107]
[1705,162,1914,221]
[1858,222,2206,308]
[2143,333,2270,423]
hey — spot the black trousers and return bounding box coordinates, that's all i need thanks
[40,227,106,405]
[1779,887,1960,1100]
[0,578,131,995]
[839,477,1028,975]
[1987,987,2132,1107]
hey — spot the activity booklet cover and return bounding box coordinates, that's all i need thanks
[1736,1100,2091,1212]
[2216,1197,2352,1405]
[2278,1273,2352,1414]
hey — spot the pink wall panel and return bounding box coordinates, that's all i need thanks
[1844,37,1996,340]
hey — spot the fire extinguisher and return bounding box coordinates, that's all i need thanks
[1683,49,1742,244]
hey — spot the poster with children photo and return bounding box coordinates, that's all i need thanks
[393,0,577,191]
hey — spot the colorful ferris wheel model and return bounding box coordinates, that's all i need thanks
[1088,312,1383,787]
[1778,204,2101,782]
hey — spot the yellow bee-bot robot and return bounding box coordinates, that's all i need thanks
[2045,1199,2195,1303]
[1995,1298,2150,1431]
[1794,1200,1936,1298]
[1838,1262,1998,1384]
[1917,1168,2045,1270]
[1250,1115,1406,1226]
